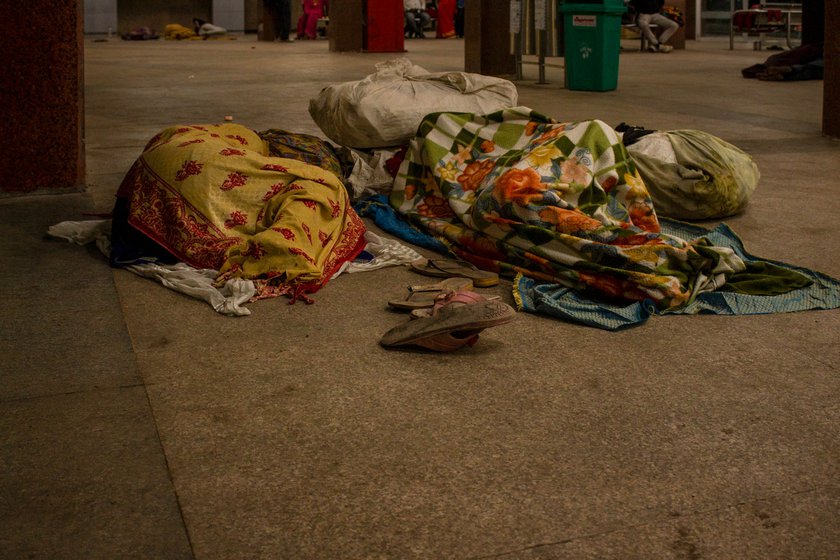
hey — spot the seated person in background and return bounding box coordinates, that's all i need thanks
[404,0,431,38]
[629,0,678,53]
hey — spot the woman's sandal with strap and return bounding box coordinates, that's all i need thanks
[387,277,473,310]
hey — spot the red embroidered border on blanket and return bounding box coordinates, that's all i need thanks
[122,158,240,269]
[121,155,368,299]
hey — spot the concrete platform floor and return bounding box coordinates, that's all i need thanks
[2,35,839,559]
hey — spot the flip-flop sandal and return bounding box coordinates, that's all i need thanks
[409,257,500,288]
[380,290,516,351]
[408,291,502,319]
[387,277,474,310]
[410,328,484,352]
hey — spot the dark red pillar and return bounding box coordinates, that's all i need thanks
[824,0,839,137]
[1,1,85,196]
[363,0,405,52]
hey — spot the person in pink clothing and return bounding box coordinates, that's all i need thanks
[297,0,324,40]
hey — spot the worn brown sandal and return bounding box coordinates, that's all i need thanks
[380,290,515,351]
[409,257,499,287]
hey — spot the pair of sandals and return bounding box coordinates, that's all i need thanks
[380,258,514,352]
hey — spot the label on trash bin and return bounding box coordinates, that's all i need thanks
[572,15,597,27]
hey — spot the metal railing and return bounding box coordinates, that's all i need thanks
[511,0,564,84]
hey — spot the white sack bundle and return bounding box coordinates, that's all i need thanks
[309,58,518,149]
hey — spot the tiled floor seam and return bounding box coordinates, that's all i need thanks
[112,268,199,560]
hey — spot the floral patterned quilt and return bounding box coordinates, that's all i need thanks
[117,123,366,302]
[389,107,747,310]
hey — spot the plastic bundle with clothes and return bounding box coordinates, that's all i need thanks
[624,128,760,220]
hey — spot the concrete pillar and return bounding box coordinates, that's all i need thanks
[801,0,824,46]
[684,0,696,40]
[244,0,260,32]
[824,0,839,138]
[259,0,278,40]
[1,1,85,196]
[329,0,364,52]
[464,0,516,77]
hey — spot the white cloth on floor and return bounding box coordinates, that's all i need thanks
[48,221,423,314]
[47,219,112,257]
[333,231,424,278]
[47,220,255,316]
[126,263,254,316]
[198,23,227,36]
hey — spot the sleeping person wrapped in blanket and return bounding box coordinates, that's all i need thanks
[112,123,366,303]
[389,107,809,311]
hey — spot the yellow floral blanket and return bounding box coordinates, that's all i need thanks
[117,124,366,301]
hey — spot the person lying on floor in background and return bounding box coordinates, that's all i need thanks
[192,18,227,37]
[629,0,678,53]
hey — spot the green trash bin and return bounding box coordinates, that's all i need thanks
[560,0,626,91]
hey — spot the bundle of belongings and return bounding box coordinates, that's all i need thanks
[309,58,518,149]
[121,27,159,41]
[48,59,840,347]
[617,124,759,220]
[164,24,199,40]
[163,20,229,40]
